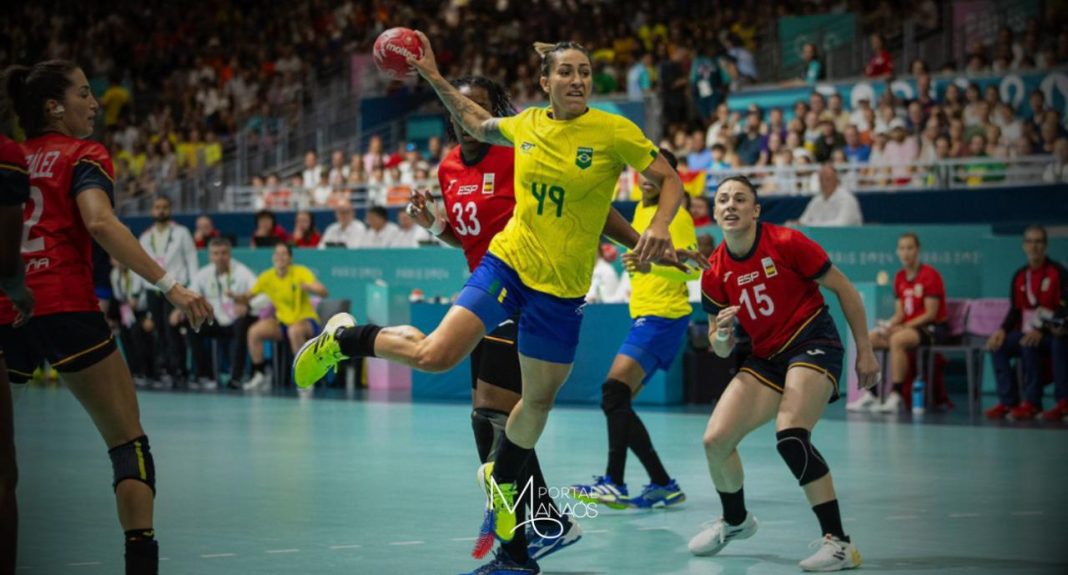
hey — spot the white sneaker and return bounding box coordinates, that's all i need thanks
[198,377,218,390]
[242,372,268,391]
[873,391,903,413]
[845,390,877,412]
[799,535,862,572]
[688,513,758,556]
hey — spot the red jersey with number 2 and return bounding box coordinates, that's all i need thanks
[701,223,832,358]
[436,145,516,272]
[894,264,947,324]
[0,133,115,324]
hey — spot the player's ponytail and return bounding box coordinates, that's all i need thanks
[534,41,590,77]
[3,60,78,138]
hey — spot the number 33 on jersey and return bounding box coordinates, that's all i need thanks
[701,223,833,358]
[436,144,517,272]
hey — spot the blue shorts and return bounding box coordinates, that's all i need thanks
[455,253,586,364]
[618,315,691,382]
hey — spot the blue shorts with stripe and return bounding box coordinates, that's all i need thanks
[740,306,844,402]
[454,252,586,364]
[617,315,691,383]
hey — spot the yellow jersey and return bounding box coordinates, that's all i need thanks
[627,201,700,319]
[491,107,658,298]
[251,265,320,326]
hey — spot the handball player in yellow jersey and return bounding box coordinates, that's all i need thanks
[293,34,702,574]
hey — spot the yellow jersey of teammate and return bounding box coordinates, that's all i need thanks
[491,106,658,298]
[251,265,320,326]
[628,201,699,319]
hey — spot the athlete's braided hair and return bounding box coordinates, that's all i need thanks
[444,76,516,143]
[533,41,591,77]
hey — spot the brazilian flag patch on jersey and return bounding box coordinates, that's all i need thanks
[576,146,593,169]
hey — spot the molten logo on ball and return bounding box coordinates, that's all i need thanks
[373,27,424,79]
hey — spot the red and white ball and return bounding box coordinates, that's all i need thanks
[373,27,424,80]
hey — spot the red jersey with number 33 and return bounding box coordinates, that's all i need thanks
[894,264,947,324]
[0,133,115,324]
[701,223,832,358]
[436,145,516,272]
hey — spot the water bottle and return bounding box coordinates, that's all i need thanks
[911,378,926,415]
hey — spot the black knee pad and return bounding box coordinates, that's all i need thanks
[775,428,829,486]
[109,435,156,495]
[601,379,632,414]
[472,408,509,463]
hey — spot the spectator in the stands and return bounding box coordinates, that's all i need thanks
[724,32,758,80]
[865,33,894,78]
[300,150,320,190]
[917,117,942,163]
[826,94,850,133]
[688,195,712,227]
[395,210,432,247]
[883,119,918,185]
[794,164,864,227]
[319,199,365,248]
[357,206,400,248]
[626,51,654,102]
[363,135,386,173]
[251,210,288,248]
[327,150,349,186]
[193,214,221,249]
[850,97,873,133]
[985,225,1068,421]
[814,119,846,163]
[311,170,333,207]
[765,107,788,142]
[800,42,824,85]
[735,111,764,166]
[1027,90,1049,129]
[842,125,872,164]
[291,210,321,248]
[993,102,1023,143]
[687,130,713,171]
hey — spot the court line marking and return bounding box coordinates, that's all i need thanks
[388,541,424,546]
[584,529,610,533]
[200,553,237,558]
[329,544,363,549]
[266,549,300,554]
[886,515,919,520]
[1011,511,1043,516]
[65,563,101,567]
[948,513,980,518]
[450,537,478,542]
[637,526,671,531]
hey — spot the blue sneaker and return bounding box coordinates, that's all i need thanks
[526,515,583,560]
[571,475,628,509]
[460,548,540,574]
[626,479,686,509]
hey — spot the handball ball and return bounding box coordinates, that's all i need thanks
[373,27,424,79]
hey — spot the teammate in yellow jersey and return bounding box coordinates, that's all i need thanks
[572,149,698,511]
[293,35,706,575]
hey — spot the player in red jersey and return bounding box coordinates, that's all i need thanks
[407,76,581,562]
[690,176,879,572]
[0,60,212,575]
[0,129,31,575]
[850,232,949,413]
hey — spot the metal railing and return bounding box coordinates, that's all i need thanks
[703,154,1056,197]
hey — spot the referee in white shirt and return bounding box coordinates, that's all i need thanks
[797,164,864,227]
[138,196,199,385]
[186,237,258,389]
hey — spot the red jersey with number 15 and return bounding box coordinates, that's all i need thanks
[0,133,115,324]
[701,223,832,358]
[436,145,516,272]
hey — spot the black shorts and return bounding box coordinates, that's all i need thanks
[469,314,521,394]
[739,307,844,402]
[0,312,117,383]
[916,322,950,346]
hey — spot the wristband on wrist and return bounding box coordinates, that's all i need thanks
[155,272,177,293]
[428,217,447,236]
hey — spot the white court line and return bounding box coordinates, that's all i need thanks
[266,549,300,554]
[450,537,478,542]
[388,541,424,546]
[65,563,102,567]
[948,513,980,518]
[200,553,237,558]
[637,526,670,531]
[1012,511,1044,516]
[886,515,919,520]
[330,544,363,549]
[584,529,610,533]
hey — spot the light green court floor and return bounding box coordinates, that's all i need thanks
[12,386,1068,574]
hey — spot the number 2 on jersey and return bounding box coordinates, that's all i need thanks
[451,201,481,236]
[738,283,775,320]
[21,186,45,254]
